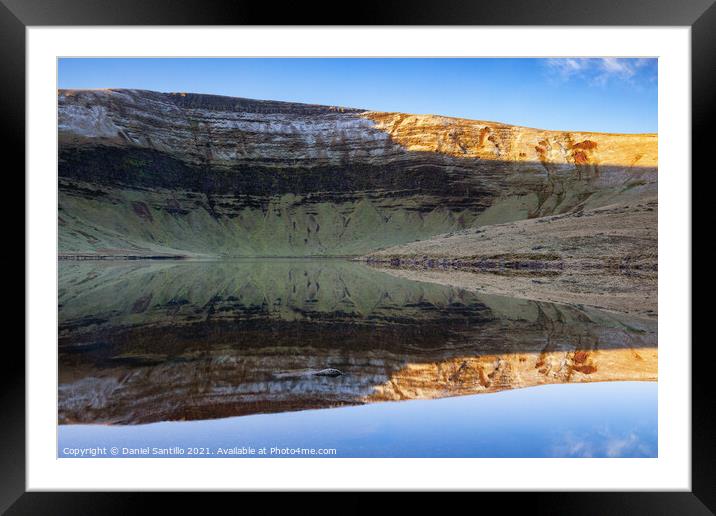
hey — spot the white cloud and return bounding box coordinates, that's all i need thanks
[545,58,656,86]
[550,427,656,458]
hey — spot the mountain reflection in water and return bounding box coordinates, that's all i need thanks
[58,259,657,425]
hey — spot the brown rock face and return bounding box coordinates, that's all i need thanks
[363,111,656,168]
[58,89,657,257]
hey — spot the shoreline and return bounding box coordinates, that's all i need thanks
[58,254,189,261]
[58,254,362,261]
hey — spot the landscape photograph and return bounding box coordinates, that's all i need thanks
[57,57,657,458]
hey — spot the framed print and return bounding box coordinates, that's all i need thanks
[2,0,711,511]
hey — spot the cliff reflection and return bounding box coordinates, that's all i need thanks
[58,259,657,424]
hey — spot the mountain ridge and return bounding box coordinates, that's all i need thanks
[58,88,657,257]
[59,88,657,135]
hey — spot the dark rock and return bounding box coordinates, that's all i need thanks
[314,368,344,377]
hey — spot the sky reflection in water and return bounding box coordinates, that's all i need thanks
[59,381,656,458]
[58,260,657,458]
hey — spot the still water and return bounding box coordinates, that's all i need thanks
[58,259,657,458]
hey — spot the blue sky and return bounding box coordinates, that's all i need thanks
[58,58,657,133]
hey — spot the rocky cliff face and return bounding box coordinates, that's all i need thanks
[58,89,657,257]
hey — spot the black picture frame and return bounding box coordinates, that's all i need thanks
[1,0,709,512]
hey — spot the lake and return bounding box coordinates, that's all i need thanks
[57,259,657,457]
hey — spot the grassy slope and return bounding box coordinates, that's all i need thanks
[59,168,656,258]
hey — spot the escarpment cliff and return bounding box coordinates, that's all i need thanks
[58,89,657,257]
